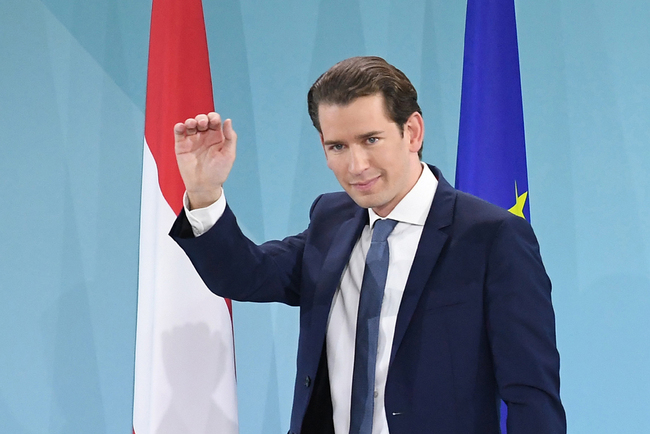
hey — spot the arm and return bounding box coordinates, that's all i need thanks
[170,204,304,306]
[485,215,567,433]
[171,112,304,306]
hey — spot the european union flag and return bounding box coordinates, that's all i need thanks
[455,0,530,431]
[456,0,530,222]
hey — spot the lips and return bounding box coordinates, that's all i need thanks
[350,176,379,192]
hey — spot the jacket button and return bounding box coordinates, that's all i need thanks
[304,376,311,387]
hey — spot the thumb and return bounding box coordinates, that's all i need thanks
[223,119,237,143]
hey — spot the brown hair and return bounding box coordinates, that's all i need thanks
[308,56,422,158]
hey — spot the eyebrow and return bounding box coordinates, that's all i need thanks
[357,131,383,141]
[322,130,384,145]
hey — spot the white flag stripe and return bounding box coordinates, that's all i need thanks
[134,141,238,434]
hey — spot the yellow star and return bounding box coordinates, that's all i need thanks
[508,181,528,220]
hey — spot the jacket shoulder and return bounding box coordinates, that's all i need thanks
[454,190,515,223]
[309,191,361,221]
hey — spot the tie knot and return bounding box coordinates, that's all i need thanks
[371,219,398,243]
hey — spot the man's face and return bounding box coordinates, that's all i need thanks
[319,94,423,217]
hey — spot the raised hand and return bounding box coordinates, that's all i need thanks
[174,112,237,209]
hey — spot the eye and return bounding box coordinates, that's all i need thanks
[329,144,345,152]
[367,137,379,144]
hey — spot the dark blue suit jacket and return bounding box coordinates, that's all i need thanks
[170,166,566,433]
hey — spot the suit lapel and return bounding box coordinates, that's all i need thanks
[310,206,367,340]
[390,166,456,366]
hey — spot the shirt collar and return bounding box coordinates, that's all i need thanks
[368,163,438,228]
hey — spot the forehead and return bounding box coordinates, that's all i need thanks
[318,94,394,135]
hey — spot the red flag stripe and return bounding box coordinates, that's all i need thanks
[144,0,214,214]
[143,0,232,317]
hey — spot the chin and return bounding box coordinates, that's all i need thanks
[345,193,371,209]
[346,193,383,210]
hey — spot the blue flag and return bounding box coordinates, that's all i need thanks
[456,0,530,222]
[455,0,530,431]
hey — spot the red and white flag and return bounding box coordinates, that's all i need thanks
[133,0,238,433]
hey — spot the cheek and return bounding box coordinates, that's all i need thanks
[326,157,345,177]
[328,151,347,166]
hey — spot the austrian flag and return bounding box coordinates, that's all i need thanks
[132,0,238,433]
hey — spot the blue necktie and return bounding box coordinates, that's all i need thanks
[349,218,398,434]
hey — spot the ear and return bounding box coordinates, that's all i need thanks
[404,112,424,154]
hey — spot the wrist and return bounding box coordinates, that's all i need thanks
[186,187,222,210]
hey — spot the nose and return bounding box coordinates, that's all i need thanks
[348,145,369,175]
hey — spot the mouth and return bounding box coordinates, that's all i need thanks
[350,176,379,192]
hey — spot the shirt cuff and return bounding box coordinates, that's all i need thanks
[183,188,227,237]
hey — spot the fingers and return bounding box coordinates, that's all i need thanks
[174,122,187,140]
[185,117,198,135]
[195,114,209,132]
[174,112,229,154]
[176,112,222,136]
[208,112,222,131]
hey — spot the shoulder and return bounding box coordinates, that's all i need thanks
[435,180,537,249]
[309,191,360,220]
[454,189,515,224]
[427,164,519,230]
[453,190,542,257]
[301,192,366,252]
[305,192,366,245]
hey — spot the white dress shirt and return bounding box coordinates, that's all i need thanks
[326,164,437,434]
[185,164,438,434]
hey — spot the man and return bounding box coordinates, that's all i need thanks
[170,56,566,433]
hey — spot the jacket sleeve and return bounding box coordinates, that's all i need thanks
[485,214,567,433]
[169,203,306,306]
